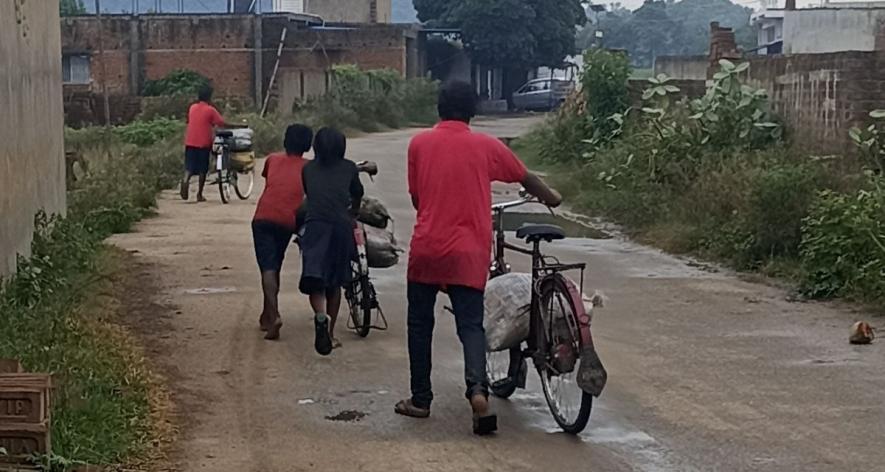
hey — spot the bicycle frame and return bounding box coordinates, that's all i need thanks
[489,199,591,368]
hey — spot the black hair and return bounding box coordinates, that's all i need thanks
[313,127,346,165]
[198,85,213,102]
[438,80,477,123]
[284,124,313,155]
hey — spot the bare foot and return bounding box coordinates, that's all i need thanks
[331,338,343,349]
[197,195,207,202]
[264,318,282,340]
[470,394,490,417]
[259,313,269,331]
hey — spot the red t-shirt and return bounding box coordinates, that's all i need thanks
[253,153,307,231]
[408,121,528,291]
[185,101,224,149]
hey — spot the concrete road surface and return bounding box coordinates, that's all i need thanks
[113,117,885,472]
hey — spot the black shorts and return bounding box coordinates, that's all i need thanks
[185,146,211,175]
[252,220,294,273]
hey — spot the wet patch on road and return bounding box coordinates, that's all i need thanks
[325,410,367,422]
[183,287,237,295]
[502,212,612,239]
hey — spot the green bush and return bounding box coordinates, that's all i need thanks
[143,69,210,97]
[114,118,184,147]
[800,184,885,301]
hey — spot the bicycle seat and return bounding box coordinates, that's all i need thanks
[216,130,234,138]
[516,224,566,242]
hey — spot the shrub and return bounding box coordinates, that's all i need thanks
[143,69,210,97]
[800,183,885,301]
[581,48,630,139]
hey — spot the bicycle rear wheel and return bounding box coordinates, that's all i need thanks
[537,276,593,434]
[234,169,254,200]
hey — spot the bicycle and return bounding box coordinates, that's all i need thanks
[212,129,255,204]
[347,161,389,337]
[294,161,388,338]
[485,194,607,434]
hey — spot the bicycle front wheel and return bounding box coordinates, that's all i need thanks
[487,347,523,399]
[218,170,232,204]
[538,276,593,434]
[234,170,254,200]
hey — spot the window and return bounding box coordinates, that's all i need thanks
[764,26,776,44]
[62,55,90,84]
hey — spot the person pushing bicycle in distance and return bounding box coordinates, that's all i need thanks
[180,85,245,203]
[395,80,562,435]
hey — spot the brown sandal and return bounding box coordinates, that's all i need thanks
[394,399,430,418]
[470,394,497,436]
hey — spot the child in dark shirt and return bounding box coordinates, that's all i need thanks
[298,127,364,356]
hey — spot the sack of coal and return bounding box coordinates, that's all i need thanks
[358,196,391,229]
[484,273,533,352]
[364,224,401,269]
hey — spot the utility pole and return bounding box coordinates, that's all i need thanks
[95,0,111,127]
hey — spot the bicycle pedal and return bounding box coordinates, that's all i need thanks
[577,346,607,397]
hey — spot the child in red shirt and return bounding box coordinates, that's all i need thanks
[181,86,238,202]
[253,124,313,340]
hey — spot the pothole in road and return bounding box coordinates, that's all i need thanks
[501,212,611,240]
[325,410,367,422]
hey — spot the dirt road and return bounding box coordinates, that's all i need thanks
[113,117,885,472]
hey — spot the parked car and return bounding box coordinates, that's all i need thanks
[511,79,574,111]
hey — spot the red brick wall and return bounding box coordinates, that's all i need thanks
[60,15,414,122]
[744,51,885,153]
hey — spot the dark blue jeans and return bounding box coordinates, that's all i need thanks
[407,282,488,409]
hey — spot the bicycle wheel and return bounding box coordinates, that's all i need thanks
[218,169,232,204]
[487,347,523,399]
[346,262,372,338]
[234,169,254,200]
[537,276,593,434]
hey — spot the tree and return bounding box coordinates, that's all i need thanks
[60,0,87,16]
[414,0,586,69]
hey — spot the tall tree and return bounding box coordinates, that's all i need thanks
[414,0,586,69]
[60,0,87,16]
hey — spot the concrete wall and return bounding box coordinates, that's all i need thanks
[1,0,67,276]
[653,55,709,80]
[305,0,392,23]
[783,8,885,53]
[744,51,885,152]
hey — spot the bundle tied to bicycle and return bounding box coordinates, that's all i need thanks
[358,196,402,269]
[485,273,606,352]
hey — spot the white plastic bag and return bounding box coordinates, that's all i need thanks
[484,273,533,352]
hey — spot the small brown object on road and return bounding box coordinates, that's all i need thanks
[849,321,875,345]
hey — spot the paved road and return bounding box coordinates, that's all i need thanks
[114,117,885,472]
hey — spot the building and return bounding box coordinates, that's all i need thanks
[1,1,67,276]
[751,0,885,55]
[60,13,424,123]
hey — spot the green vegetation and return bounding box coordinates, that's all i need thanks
[578,0,756,68]
[414,0,586,68]
[59,0,86,16]
[522,49,885,306]
[143,70,211,97]
[0,127,182,469]
[1,65,437,469]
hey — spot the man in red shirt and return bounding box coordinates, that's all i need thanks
[395,81,562,435]
[252,124,313,341]
[181,86,238,202]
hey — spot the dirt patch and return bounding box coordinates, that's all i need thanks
[324,410,367,422]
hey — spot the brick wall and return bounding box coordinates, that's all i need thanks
[60,15,416,124]
[744,51,885,153]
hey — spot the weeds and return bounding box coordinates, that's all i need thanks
[524,51,885,306]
